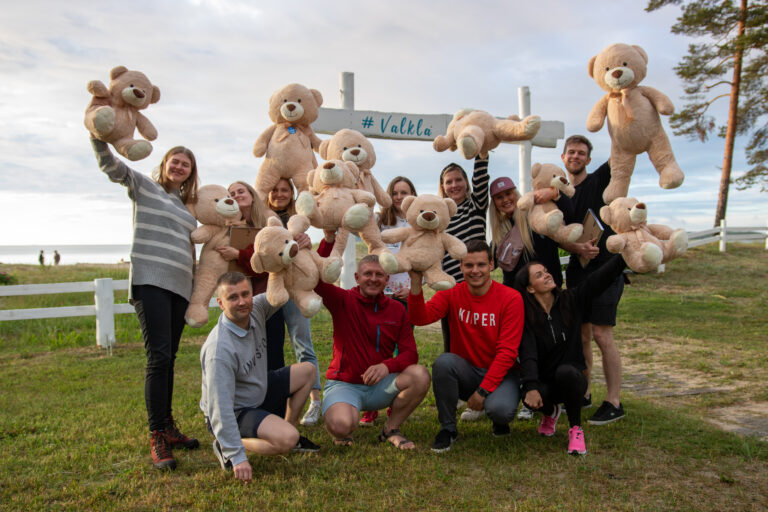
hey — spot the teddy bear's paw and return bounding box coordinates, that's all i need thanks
[566,224,584,244]
[322,257,342,283]
[126,141,153,161]
[602,181,628,204]
[457,136,478,159]
[545,211,564,234]
[91,107,115,135]
[302,298,323,318]
[642,243,663,268]
[295,191,315,216]
[522,116,541,137]
[344,204,371,230]
[378,251,399,274]
[430,280,453,291]
[184,305,209,328]
[670,229,688,254]
[659,165,684,190]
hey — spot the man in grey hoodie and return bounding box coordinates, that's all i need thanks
[200,272,320,482]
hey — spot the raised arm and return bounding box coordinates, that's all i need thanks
[470,156,490,212]
[407,286,451,326]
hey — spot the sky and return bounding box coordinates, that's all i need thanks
[1,0,765,246]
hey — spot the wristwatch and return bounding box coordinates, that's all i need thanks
[476,387,490,398]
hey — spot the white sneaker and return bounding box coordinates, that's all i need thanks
[460,408,485,421]
[457,399,467,410]
[517,405,534,420]
[300,400,322,426]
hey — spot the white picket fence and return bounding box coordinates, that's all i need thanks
[1,221,766,349]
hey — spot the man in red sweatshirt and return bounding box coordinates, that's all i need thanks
[315,254,431,449]
[408,240,524,452]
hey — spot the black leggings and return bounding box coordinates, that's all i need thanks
[132,285,188,432]
[524,364,587,427]
[265,308,286,371]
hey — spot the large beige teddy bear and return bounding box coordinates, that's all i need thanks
[378,194,467,291]
[587,43,685,203]
[433,109,541,159]
[253,83,323,198]
[295,160,386,264]
[185,185,243,327]
[600,197,688,273]
[517,163,583,245]
[251,215,342,318]
[84,66,161,161]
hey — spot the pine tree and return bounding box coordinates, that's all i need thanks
[646,0,768,226]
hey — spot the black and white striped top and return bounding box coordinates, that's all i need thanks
[92,139,197,301]
[441,157,490,282]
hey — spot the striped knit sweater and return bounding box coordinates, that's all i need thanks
[441,156,490,282]
[92,139,197,301]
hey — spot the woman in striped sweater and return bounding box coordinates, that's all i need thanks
[91,138,200,471]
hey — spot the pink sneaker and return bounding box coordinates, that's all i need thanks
[359,410,378,427]
[568,426,587,455]
[538,404,561,436]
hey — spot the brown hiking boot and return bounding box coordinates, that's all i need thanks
[151,430,177,470]
[164,417,200,449]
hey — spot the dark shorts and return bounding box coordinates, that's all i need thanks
[567,266,624,326]
[206,365,292,439]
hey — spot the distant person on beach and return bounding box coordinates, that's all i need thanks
[53,250,61,266]
[200,272,320,482]
[90,136,201,471]
[38,250,44,266]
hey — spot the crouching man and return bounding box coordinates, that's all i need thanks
[200,272,320,482]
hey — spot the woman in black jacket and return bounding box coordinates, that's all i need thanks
[514,255,626,455]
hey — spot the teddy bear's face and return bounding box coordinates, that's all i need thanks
[601,197,648,233]
[589,43,648,93]
[320,129,376,169]
[268,83,323,125]
[307,160,359,193]
[531,163,571,191]
[251,221,298,273]
[109,66,160,110]
[402,194,457,232]
[190,185,242,226]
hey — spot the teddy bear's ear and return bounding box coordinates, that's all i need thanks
[444,198,458,217]
[599,205,612,224]
[531,163,541,179]
[110,66,129,80]
[267,217,282,227]
[310,88,323,107]
[318,139,330,160]
[401,195,416,214]
[632,45,648,64]
[151,86,161,104]
[587,56,597,79]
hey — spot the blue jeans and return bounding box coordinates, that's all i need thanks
[282,299,321,390]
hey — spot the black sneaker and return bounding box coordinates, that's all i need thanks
[588,401,625,425]
[582,394,593,409]
[431,429,458,453]
[492,422,511,437]
[212,439,232,470]
[293,435,321,453]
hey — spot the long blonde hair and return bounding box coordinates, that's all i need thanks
[489,188,535,255]
[229,181,270,228]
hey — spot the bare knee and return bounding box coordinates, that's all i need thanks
[398,365,431,393]
[324,410,356,439]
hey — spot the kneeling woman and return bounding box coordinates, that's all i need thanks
[513,254,626,455]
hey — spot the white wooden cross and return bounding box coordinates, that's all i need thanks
[313,72,564,288]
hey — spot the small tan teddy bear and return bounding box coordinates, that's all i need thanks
[600,197,688,273]
[433,109,541,159]
[517,163,583,245]
[185,185,243,327]
[378,194,467,291]
[587,43,685,203]
[251,215,342,318]
[84,66,161,161]
[253,83,323,198]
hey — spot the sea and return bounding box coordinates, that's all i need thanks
[0,245,133,265]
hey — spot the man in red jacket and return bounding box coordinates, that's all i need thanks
[315,254,431,449]
[408,240,524,452]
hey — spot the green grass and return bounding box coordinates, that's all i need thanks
[1,245,767,511]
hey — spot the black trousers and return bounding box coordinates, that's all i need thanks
[132,285,188,431]
[266,308,286,371]
[524,363,587,427]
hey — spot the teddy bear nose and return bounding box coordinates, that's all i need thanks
[421,211,436,222]
[133,89,145,99]
[558,177,568,184]
[289,245,298,258]
[611,69,623,79]
[224,198,234,205]
[636,203,646,210]
[287,104,296,112]
[351,149,360,156]
[323,162,335,169]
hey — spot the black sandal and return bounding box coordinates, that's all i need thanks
[379,427,414,449]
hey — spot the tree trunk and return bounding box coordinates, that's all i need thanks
[714,0,747,226]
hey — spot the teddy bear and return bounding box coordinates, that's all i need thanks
[295,159,390,265]
[253,83,323,199]
[599,197,688,273]
[433,109,541,159]
[84,66,161,161]
[586,43,685,203]
[318,129,392,254]
[184,185,243,327]
[517,163,584,245]
[251,215,342,318]
[378,194,467,291]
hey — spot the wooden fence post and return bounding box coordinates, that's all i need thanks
[765,220,768,251]
[518,86,533,194]
[94,278,116,350]
[340,71,357,290]
[719,219,727,253]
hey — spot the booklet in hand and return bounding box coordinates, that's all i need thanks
[228,226,261,272]
[575,209,604,268]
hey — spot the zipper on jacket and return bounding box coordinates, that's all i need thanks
[375,303,380,352]
[547,314,558,345]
